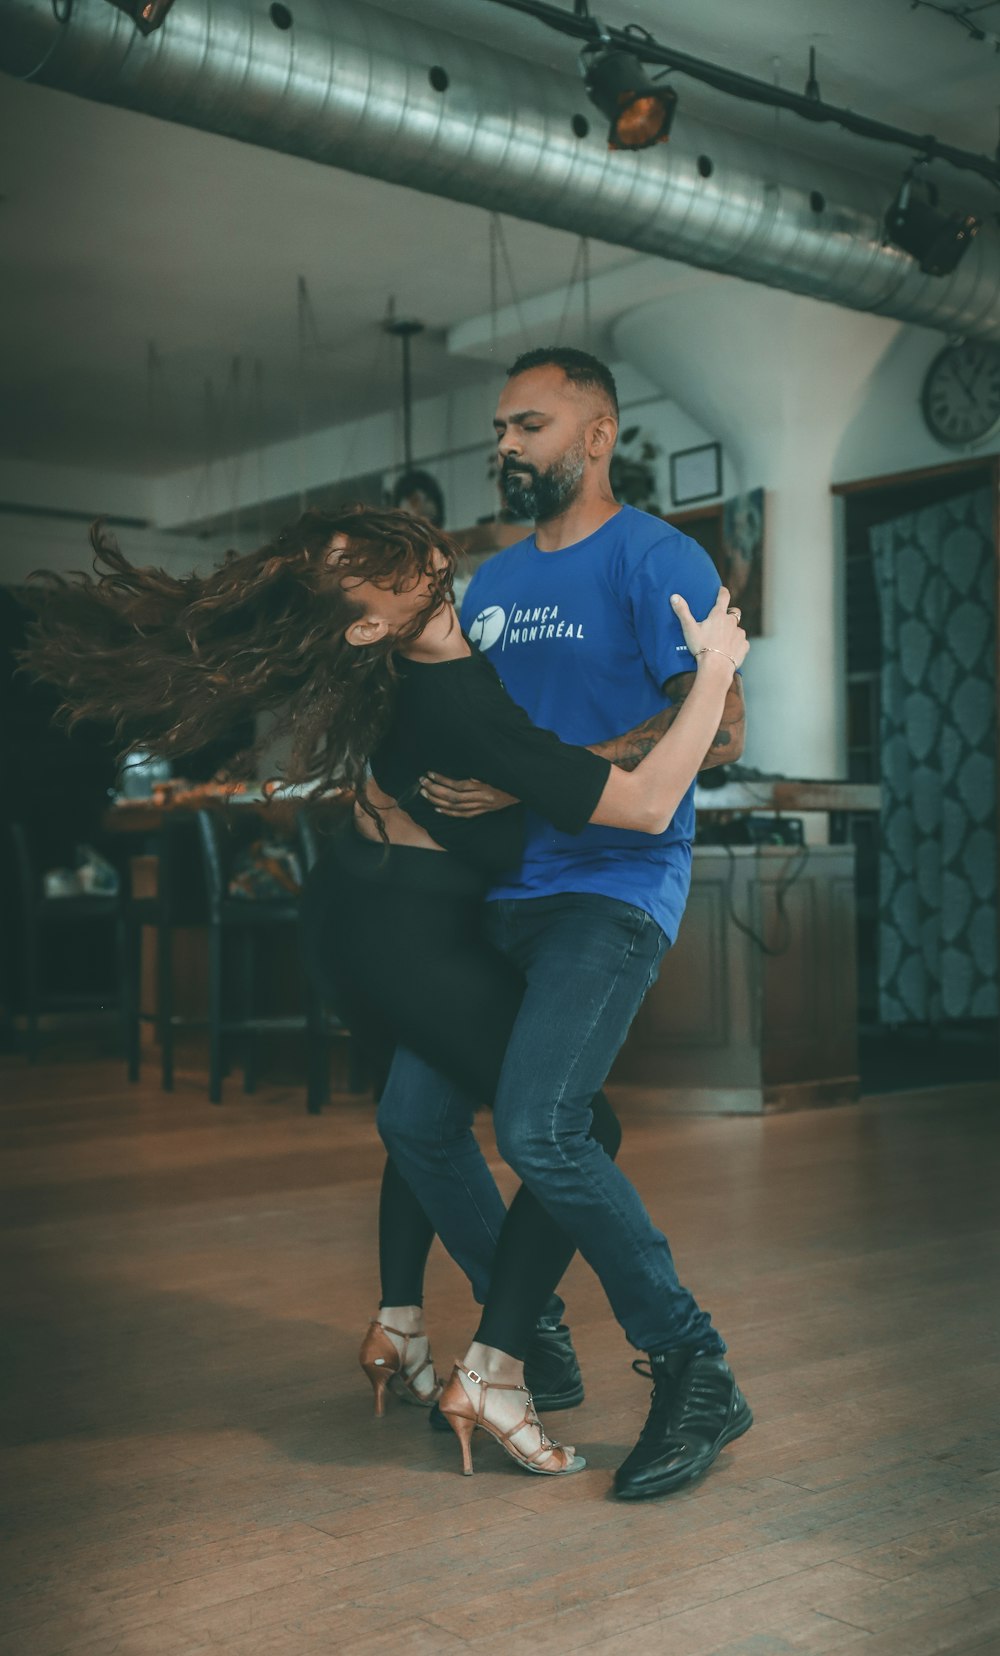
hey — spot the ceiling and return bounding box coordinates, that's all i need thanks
[0,78,638,476]
[1,0,997,479]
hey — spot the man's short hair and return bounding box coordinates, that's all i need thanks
[506,346,619,420]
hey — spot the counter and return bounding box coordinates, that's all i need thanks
[610,843,858,1113]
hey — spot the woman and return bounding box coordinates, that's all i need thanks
[27,505,747,1477]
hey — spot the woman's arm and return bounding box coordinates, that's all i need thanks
[418,706,679,819]
[590,674,745,773]
[420,679,744,819]
[422,589,747,835]
[587,589,746,834]
[589,653,734,833]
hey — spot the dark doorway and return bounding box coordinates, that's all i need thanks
[835,460,999,1092]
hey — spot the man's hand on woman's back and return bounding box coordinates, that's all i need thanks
[419,773,519,817]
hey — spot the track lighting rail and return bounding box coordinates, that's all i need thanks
[480,0,1000,187]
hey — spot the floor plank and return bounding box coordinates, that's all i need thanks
[1,1056,997,1655]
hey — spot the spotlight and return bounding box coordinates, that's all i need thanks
[102,0,177,36]
[581,46,678,151]
[884,172,980,277]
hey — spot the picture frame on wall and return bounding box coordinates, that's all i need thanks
[719,487,764,636]
[669,441,722,507]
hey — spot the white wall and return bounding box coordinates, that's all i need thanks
[0,512,214,587]
[385,364,736,533]
[150,377,513,536]
[144,356,734,542]
[834,325,1000,483]
[0,457,154,527]
[614,278,906,779]
[7,260,995,785]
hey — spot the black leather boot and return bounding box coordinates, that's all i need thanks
[429,1311,584,1431]
[524,1313,585,1410]
[613,1348,753,1500]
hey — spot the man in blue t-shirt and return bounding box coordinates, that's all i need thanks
[385,348,752,1502]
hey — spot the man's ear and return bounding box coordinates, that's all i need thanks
[345,615,389,648]
[589,414,618,459]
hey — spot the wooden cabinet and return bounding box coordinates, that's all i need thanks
[610,845,858,1112]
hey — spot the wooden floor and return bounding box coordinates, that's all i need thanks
[1,1054,999,1656]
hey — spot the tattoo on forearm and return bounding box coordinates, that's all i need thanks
[591,706,678,771]
[592,672,747,774]
[611,733,660,770]
[700,676,746,771]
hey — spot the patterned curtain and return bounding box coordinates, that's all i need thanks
[870,488,997,1025]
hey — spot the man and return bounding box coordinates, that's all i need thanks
[390,467,446,529]
[393,346,751,1500]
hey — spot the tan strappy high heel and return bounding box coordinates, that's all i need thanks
[358,1320,443,1417]
[437,1362,587,1476]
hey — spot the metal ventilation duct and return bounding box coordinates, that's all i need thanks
[2,0,998,341]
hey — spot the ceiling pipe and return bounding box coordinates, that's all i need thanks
[2,0,998,341]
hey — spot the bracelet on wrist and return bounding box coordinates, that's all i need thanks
[696,645,738,670]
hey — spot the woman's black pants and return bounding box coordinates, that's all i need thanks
[299,826,621,1360]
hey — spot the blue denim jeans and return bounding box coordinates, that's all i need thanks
[379,892,724,1355]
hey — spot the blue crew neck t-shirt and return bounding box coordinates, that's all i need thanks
[460,504,724,943]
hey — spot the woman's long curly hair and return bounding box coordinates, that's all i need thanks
[22,505,460,816]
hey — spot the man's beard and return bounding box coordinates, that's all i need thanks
[501,441,586,523]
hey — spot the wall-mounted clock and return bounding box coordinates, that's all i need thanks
[921,340,1000,448]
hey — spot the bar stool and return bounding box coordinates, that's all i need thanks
[295,804,344,881]
[296,806,369,1097]
[8,821,127,1060]
[196,809,339,1112]
[120,819,204,1090]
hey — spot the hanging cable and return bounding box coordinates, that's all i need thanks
[555,234,587,343]
[296,275,309,516]
[489,212,500,357]
[13,0,73,80]
[253,357,265,545]
[554,234,595,345]
[224,354,242,545]
[490,213,531,345]
[339,320,391,484]
[723,840,812,958]
[203,375,221,527]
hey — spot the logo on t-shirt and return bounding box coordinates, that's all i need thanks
[469,602,585,652]
[468,605,506,651]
